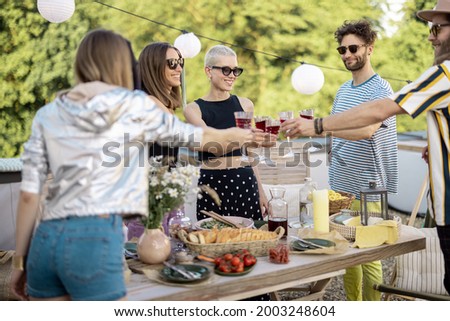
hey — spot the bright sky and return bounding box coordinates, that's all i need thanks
[381,0,407,37]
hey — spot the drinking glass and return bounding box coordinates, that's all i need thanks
[279,111,294,158]
[265,118,280,136]
[234,111,253,162]
[254,115,269,164]
[299,109,315,144]
[299,109,314,120]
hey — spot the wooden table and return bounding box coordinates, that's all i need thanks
[126,225,425,301]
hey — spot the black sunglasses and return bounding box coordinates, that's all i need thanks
[210,66,244,77]
[166,58,184,70]
[336,44,367,55]
[430,23,450,37]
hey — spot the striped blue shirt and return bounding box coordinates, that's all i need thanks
[329,74,399,201]
[391,62,450,226]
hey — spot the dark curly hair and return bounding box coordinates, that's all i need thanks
[334,20,377,45]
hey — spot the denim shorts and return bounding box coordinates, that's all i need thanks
[26,215,126,300]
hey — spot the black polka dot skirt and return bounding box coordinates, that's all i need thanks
[197,166,263,221]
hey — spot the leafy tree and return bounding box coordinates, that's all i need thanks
[0,0,107,157]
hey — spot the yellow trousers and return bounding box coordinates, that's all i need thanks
[343,200,383,301]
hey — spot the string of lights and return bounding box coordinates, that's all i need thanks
[94,0,412,84]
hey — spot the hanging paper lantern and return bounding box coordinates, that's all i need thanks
[37,0,75,23]
[174,32,202,58]
[291,64,325,95]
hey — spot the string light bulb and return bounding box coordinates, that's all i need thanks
[291,64,325,95]
[174,32,201,58]
[37,0,75,23]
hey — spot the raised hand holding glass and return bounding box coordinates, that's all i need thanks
[279,111,294,158]
[234,111,253,162]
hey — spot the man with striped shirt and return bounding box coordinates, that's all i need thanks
[282,1,450,295]
[329,20,398,301]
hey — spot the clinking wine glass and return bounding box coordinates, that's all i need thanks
[279,111,294,158]
[299,109,314,120]
[234,111,253,162]
[264,118,280,164]
[299,109,315,145]
[254,115,269,164]
[265,117,281,138]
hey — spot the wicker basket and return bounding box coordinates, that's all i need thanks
[329,191,355,214]
[178,226,284,257]
[329,211,401,241]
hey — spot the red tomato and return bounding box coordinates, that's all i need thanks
[236,262,245,273]
[219,263,231,273]
[223,253,233,261]
[243,254,256,267]
[214,257,223,266]
[230,256,241,267]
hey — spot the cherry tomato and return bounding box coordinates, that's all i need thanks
[223,253,233,261]
[219,264,231,273]
[243,255,252,267]
[230,256,241,267]
[214,257,223,266]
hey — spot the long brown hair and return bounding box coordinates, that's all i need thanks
[75,29,133,90]
[139,42,182,111]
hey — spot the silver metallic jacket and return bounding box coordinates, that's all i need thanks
[21,82,203,220]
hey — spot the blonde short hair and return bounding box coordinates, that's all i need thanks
[75,29,133,90]
[204,45,237,67]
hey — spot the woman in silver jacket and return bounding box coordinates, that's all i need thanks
[9,29,263,301]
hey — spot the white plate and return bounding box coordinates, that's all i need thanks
[195,216,254,230]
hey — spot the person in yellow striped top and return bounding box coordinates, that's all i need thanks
[281,0,450,295]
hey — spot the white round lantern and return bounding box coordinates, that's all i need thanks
[37,0,75,23]
[174,32,202,58]
[291,64,325,95]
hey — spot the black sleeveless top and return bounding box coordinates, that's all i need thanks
[196,95,243,161]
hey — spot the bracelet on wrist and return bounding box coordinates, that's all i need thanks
[314,118,320,135]
[12,255,26,271]
[317,118,324,135]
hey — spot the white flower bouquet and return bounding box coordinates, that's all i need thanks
[145,160,200,230]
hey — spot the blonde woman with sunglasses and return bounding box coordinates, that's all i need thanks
[184,45,270,227]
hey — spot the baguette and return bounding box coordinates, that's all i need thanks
[198,233,206,244]
[186,228,278,244]
[188,233,199,243]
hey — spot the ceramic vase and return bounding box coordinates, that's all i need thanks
[137,227,171,264]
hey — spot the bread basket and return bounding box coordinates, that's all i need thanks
[329,210,401,241]
[329,191,355,214]
[178,226,284,257]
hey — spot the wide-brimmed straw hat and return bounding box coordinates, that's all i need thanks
[417,0,450,22]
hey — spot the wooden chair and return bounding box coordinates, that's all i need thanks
[251,141,310,185]
[374,175,450,301]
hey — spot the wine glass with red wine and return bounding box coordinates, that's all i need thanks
[279,111,294,158]
[265,118,281,136]
[299,109,315,141]
[234,111,253,162]
[254,115,269,164]
[299,109,314,120]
